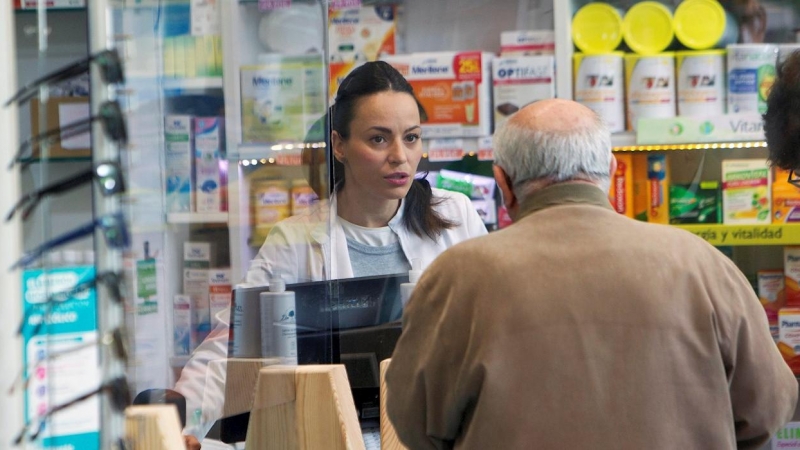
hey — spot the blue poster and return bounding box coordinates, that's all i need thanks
[20,266,100,450]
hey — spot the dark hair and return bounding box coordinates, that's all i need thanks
[764,50,800,170]
[330,61,455,240]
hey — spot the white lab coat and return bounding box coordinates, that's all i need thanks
[175,188,487,439]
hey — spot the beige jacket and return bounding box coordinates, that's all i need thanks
[386,183,798,450]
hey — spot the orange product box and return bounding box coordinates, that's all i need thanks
[779,308,800,374]
[772,167,800,223]
[784,247,800,308]
[758,269,785,342]
[382,51,494,138]
[632,153,649,221]
[646,154,670,224]
[609,153,634,218]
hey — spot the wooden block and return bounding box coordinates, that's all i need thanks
[125,404,185,450]
[222,357,282,418]
[380,359,408,450]
[246,365,365,450]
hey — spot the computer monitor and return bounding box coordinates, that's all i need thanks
[219,273,408,443]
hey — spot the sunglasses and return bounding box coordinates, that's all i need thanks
[5,49,124,107]
[6,161,125,222]
[10,100,128,170]
[9,327,129,397]
[14,376,131,445]
[10,213,130,271]
[18,271,125,336]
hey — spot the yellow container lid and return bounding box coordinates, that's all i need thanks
[673,0,731,50]
[572,3,624,54]
[623,1,675,55]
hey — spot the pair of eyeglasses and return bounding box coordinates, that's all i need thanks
[10,101,128,170]
[18,271,125,336]
[788,169,800,188]
[6,161,125,222]
[14,376,131,445]
[5,49,124,107]
[9,327,129,396]
[10,213,130,270]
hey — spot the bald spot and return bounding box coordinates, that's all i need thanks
[509,99,597,133]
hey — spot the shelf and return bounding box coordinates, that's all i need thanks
[14,7,85,13]
[162,77,224,92]
[166,212,229,224]
[674,224,800,246]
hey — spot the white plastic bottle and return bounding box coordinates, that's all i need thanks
[260,276,297,364]
[400,258,424,307]
[231,288,261,358]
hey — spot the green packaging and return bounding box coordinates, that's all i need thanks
[669,181,720,224]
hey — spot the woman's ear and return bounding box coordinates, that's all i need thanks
[331,130,346,163]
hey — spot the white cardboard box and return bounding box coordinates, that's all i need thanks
[492,55,555,128]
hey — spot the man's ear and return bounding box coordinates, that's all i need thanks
[609,153,618,178]
[331,130,346,163]
[493,165,518,217]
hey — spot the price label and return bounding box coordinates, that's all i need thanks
[330,0,360,9]
[428,139,464,162]
[275,153,302,166]
[259,0,291,11]
[477,136,494,161]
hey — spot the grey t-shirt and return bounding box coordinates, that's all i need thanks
[346,238,410,277]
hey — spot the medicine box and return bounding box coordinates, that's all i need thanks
[164,115,194,213]
[669,182,720,224]
[722,159,771,225]
[382,51,494,138]
[240,56,325,143]
[492,55,555,128]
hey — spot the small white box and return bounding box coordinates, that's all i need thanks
[208,269,232,329]
[173,294,193,355]
[184,242,212,266]
[194,117,226,213]
[500,30,555,56]
[328,5,397,62]
[164,115,194,212]
[382,52,494,138]
[492,55,555,128]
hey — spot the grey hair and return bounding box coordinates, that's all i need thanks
[493,111,613,199]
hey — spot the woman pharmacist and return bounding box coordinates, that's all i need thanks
[175,61,487,447]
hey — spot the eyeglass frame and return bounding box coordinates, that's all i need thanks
[18,271,126,336]
[10,100,128,170]
[6,160,125,222]
[14,376,131,445]
[5,49,124,107]
[10,213,130,271]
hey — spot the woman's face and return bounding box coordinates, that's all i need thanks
[332,91,422,202]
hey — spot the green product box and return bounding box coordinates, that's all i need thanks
[669,181,721,224]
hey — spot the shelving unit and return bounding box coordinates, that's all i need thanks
[162,76,224,92]
[166,212,229,224]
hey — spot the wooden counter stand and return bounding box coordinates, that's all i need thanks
[221,357,282,419]
[125,404,185,450]
[379,359,408,450]
[245,365,365,449]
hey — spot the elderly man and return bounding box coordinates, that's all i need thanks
[386,99,797,449]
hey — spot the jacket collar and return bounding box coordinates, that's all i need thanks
[517,182,614,221]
